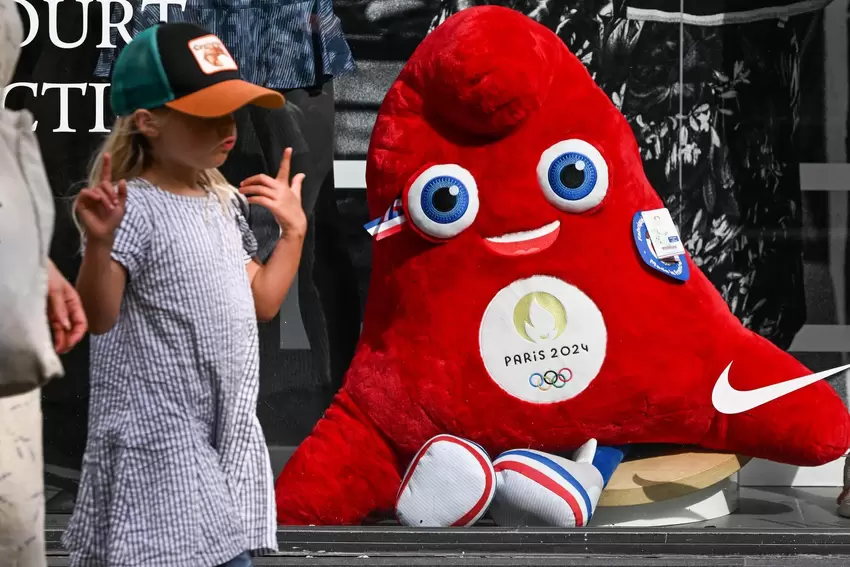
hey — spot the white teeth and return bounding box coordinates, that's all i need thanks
[485,220,560,244]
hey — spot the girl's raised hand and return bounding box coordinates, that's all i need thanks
[239,147,307,240]
[75,153,127,243]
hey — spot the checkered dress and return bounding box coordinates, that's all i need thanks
[62,180,277,566]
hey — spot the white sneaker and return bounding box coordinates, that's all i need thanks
[489,439,604,528]
[838,455,850,518]
[395,434,496,527]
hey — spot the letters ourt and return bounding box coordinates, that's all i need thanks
[3,0,190,132]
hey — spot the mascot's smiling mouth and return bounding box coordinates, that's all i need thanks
[483,220,561,256]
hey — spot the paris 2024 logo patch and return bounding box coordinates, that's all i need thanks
[478,275,607,403]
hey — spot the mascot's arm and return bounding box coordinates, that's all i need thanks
[275,389,402,525]
[700,331,850,466]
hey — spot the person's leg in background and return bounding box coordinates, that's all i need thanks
[840,458,850,517]
[0,389,46,567]
[219,80,361,447]
[290,82,362,386]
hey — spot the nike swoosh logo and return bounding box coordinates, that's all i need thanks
[712,362,850,415]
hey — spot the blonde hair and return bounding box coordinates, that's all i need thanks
[76,113,236,235]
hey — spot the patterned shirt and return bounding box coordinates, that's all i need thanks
[95,0,355,90]
[62,180,277,566]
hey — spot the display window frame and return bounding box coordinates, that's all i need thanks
[7,0,849,562]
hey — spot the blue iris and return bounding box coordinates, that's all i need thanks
[547,152,598,201]
[420,175,470,224]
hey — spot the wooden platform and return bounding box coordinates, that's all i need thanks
[598,450,751,507]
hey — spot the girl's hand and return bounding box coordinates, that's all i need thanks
[239,148,307,239]
[75,153,127,243]
[46,260,88,354]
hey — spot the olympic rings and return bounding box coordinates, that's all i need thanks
[528,368,573,391]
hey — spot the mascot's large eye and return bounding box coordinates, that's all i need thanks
[537,139,609,213]
[406,164,479,239]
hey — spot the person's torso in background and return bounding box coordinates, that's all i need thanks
[95,0,355,90]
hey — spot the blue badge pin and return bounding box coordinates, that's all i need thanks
[632,212,689,282]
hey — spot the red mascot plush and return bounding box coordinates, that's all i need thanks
[275,6,850,527]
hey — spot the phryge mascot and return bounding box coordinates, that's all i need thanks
[275,6,850,527]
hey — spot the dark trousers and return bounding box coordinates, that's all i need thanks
[218,81,362,446]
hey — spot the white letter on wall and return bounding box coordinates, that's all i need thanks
[41,83,87,133]
[13,0,39,47]
[98,0,134,48]
[140,0,187,23]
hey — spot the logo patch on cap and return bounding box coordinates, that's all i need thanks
[188,34,238,75]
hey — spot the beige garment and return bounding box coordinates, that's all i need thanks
[0,1,61,565]
[0,389,45,567]
[0,0,63,398]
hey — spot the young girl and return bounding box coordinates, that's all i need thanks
[62,23,306,566]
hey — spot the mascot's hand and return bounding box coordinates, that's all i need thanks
[489,439,604,528]
[395,435,496,527]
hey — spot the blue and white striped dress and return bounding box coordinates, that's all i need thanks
[62,179,278,566]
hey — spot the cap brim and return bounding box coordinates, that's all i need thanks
[165,79,284,118]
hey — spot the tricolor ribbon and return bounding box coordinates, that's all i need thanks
[364,198,407,240]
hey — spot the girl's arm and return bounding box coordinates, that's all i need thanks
[240,148,308,322]
[246,230,306,322]
[73,153,132,335]
[76,240,127,334]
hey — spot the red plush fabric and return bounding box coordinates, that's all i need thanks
[275,6,850,525]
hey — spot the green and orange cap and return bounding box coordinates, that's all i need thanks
[110,23,284,118]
